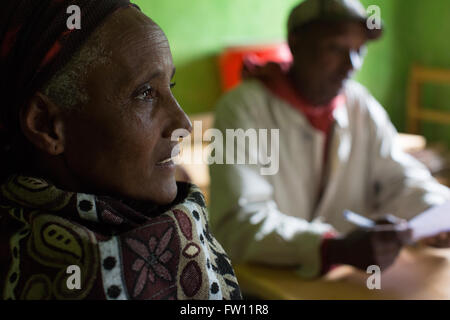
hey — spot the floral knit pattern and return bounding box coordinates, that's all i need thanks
[0,175,241,300]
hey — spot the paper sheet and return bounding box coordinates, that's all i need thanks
[409,201,450,242]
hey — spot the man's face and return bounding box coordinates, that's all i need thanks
[289,20,368,105]
[62,8,192,204]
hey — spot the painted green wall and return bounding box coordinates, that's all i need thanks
[134,0,450,146]
[357,0,450,146]
[396,0,450,146]
[134,0,300,115]
[356,0,403,126]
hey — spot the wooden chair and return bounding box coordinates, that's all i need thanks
[407,65,450,134]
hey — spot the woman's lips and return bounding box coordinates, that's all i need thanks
[156,156,176,167]
[156,144,181,168]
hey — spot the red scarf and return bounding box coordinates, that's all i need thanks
[242,59,344,137]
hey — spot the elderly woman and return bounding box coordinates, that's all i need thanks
[0,0,241,300]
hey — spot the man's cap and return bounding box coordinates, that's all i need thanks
[288,0,383,40]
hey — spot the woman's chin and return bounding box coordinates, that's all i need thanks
[148,179,178,205]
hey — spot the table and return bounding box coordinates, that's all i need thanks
[234,246,450,299]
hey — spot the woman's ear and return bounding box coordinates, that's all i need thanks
[20,92,66,156]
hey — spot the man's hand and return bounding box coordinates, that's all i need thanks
[419,232,450,248]
[325,216,412,272]
[379,215,450,249]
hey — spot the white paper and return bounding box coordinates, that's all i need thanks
[409,201,450,242]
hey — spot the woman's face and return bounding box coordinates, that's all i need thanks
[62,8,192,204]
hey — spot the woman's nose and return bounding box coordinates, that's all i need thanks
[162,96,193,140]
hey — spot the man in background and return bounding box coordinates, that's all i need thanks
[209,0,450,278]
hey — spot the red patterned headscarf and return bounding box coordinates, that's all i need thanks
[0,0,138,179]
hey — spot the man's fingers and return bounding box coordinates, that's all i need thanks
[421,232,450,248]
[374,229,399,242]
[397,227,413,245]
[373,243,401,256]
[375,214,406,225]
[371,225,412,248]
[376,253,399,270]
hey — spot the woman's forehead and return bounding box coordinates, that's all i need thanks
[102,7,168,52]
[97,8,173,86]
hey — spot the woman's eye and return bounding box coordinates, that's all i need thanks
[136,85,155,101]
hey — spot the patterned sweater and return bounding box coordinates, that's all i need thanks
[0,175,241,300]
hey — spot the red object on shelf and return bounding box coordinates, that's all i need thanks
[218,43,293,92]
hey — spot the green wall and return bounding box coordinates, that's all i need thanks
[357,0,450,146]
[134,0,299,115]
[396,0,450,146]
[355,0,403,126]
[134,0,450,146]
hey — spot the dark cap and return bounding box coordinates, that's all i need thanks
[288,0,383,40]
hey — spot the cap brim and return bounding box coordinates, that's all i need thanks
[336,15,384,40]
[325,16,384,41]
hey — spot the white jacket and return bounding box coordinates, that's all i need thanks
[209,79,450,278]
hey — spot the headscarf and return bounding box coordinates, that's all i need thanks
[0,0,139,179]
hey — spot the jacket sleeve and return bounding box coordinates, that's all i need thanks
[365,91,450,220]
[208,84,336,279]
